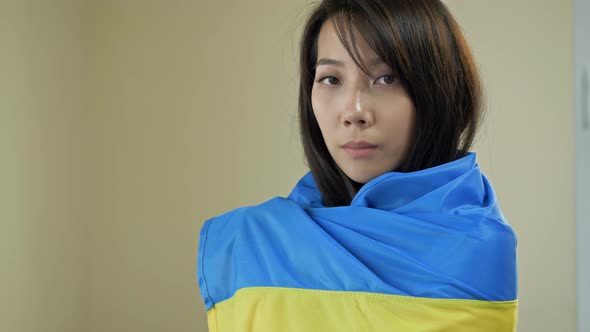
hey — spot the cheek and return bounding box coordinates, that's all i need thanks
[311,89,330,127]
[311,91,337,145]
[394,104,416,142]
[311,87,319,115]
[381,98,415,137]
[401,99,416,131]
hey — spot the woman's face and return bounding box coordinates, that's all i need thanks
[311,19,416,184]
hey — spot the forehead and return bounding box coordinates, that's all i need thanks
[316,18,379,66]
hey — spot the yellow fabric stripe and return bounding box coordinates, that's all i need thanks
[206,307,218,332]
[206,287,518,332]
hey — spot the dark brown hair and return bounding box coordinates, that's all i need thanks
[298,0,484,207]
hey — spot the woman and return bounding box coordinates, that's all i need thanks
[197,0,518,331]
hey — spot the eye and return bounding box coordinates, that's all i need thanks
[316,76,340,86]
[375,74,397,85]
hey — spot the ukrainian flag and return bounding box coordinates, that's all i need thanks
[197,152,518,331]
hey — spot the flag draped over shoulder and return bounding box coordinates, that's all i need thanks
[196,152,518,332]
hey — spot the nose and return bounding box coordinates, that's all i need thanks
[342,89,374,128]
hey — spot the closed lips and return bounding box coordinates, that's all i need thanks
[342,141,378,149]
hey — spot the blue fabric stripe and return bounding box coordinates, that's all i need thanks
[196,152,518,310]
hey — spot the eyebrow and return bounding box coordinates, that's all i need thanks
[314,57,386,69]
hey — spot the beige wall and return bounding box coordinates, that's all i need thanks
[0,1,86,331]
[0,0,575,331]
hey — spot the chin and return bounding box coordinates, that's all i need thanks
[342,169,383,185]
[334,155,402,185]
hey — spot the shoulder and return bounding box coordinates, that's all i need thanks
[196,196,299,309]
[198,196,291,256]
[202,196,295,234]
[199,196,305,261]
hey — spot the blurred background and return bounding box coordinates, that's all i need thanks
[0,0,585,331]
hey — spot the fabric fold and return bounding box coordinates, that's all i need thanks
[196,152,518,331]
